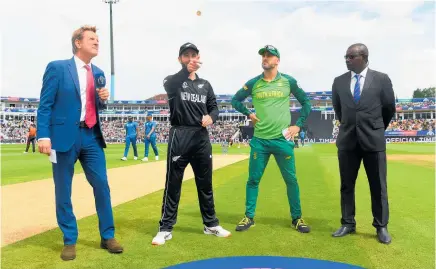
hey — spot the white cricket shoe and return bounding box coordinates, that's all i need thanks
[155,156,159,161]
[142,157,148,162]
[134,156,138,160]
[121,157,127,161]
[204,225,231,238]
[152,231,172,245]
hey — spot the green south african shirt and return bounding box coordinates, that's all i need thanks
[231,72,311,140]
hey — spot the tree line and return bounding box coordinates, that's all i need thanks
[412,87,435,98]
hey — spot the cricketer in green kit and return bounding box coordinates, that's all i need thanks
[231,45,312,233]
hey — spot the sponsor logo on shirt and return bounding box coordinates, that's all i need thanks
[255,90,285,99]
[181,92,207,104]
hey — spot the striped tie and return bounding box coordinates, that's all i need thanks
[353,74,361,104]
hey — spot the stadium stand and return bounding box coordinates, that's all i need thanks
[1,93,435,144]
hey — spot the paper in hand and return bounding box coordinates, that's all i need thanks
[49,149,57,163]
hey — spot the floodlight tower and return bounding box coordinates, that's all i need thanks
[103,0,119,103]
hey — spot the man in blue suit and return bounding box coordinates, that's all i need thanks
[121,116,139,161]
[37,25,123,261]
[142,115,159,161]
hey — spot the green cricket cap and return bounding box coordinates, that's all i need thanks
[258,45,280,58]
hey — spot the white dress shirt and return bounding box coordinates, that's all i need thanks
[74,55,93,121]
[350,66,368,96]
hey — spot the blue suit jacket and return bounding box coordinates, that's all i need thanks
[37,57,107,152]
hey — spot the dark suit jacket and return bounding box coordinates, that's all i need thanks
[332,68,396,152]
[37,57,107,152]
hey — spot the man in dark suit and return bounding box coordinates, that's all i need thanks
[37,25,123,260]
[331,43,396,244]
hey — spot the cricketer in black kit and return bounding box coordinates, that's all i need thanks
[152,43,231,246]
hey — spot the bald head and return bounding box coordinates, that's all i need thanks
[345,43,369,73]
[348,43,368,62]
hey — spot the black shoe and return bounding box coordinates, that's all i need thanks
[377,227,392,244]
[235,216,255,231]
[292,218,310,233]
[332,226,356,237]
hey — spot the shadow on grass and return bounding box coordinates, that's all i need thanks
[27,239,63,253]
[78,238,102,250]
[180,210,338,234]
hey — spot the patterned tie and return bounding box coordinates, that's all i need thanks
[353,74,361,104]
[84,65,97,128]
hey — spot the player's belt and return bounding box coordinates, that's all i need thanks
[79,121,89,128]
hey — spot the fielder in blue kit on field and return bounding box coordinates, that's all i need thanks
[300,129,306,147]
[121,116,139,161]
[142,115,159,161]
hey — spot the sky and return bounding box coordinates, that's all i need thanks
[1,0,435,100]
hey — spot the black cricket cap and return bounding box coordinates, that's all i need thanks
[179,42,199,56]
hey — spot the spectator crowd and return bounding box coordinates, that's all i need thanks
[100,119,241,143]
[396,99,435,110]
[2,118,434,142]
[1,119,243,143]
[331,118,435,138]
[386,119,435,132]
[1,119,31,140]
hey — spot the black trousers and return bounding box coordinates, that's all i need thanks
[25,137,36,152]
[338,144,389,229]
[158,126,219,232]
[294,139,299,148]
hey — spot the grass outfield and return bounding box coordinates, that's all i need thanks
[1,143,434,186]
[0,143,251,185]
[1,143,434,269]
